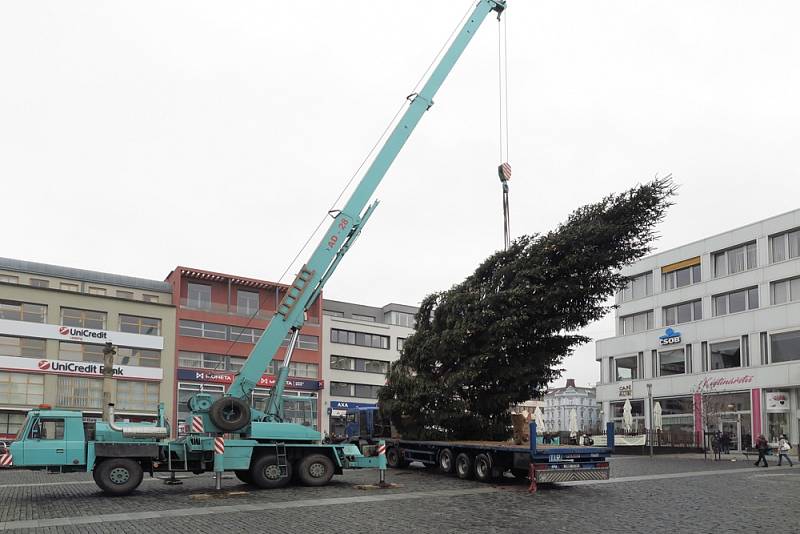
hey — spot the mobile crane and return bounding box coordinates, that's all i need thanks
[0,0,508,496]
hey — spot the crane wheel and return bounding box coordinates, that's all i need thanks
[455,453,473,480]
[208,397,251,432]
[93,458,144,496]
[296,454,335,486]
[250,454,292,489]
[438,448,455,473]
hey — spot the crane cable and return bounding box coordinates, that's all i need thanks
[498,11,511,251]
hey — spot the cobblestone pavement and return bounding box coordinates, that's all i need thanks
[1,454,799,533]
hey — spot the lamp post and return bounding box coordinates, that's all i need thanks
[647,383,654,458]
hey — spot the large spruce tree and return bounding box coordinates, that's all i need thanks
[378,178,675,440]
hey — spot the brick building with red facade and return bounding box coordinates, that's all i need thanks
[165,267,323,434]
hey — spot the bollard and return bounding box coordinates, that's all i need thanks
[213,436,225,491]
[377,440,388,488]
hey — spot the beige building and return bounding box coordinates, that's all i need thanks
[0,258,176,438]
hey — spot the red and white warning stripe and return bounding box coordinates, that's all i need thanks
[377,444,386,456]
[499,162,512,181]
[214,436,225,455]
[0,453,12,467]
[191,415,204,433]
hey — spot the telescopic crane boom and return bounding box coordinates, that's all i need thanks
[201,0,507,433]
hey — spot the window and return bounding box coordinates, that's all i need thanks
[713,242,757,277]
[330,382,352,397]
[771,277,800,305]
[615,356,638,381]
[116,381,159,412]
[178,320,226,340]
[709,340,741,370]
[329,355,388,374]
[659,348,685,376]
[287,361,319,378]
[278,333,318,351]
[397,337,406,351]
[142,294,159,303]
[186,283,211,310]
[119,315,161,336]
[713,287,759,316]
[323,309,344,317]
[229,326,263,344]
[770,330,800,363]
[0,336,46,359]
[117,347,161,367]
[237,290,260,315]
[330,355,352,370]
[663,300,702,326]
[88,287,106,296]
[60,283,79,292]
[116,290,134,299]
[61,308,106,330]
[330,328,390,349]
[57,376,103,408]
[29,278,49,288]
[352,314,376,322]
[385,311,416,328]
[619,310,654,334]
[662,260,701,290]
[769,229,800,263]
[0,275,19,284]
[29,419,64,440]
[620,272,653,301]
[0,412,26,436]
[0,372,44,405]
[59,342,104,363]
[355,384,382,398]
[178,351,227,370]
[330,382,381,399]
[0,300,47,323]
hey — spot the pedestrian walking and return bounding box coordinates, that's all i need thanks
[777,435,794,467]
[754,434,770,467]
[712,432,722,461]
[721,432,731,454]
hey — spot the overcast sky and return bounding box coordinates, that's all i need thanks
[2,1,799,389]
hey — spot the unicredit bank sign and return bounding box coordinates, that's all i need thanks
[0,355,163,381]
[0,319,163,350]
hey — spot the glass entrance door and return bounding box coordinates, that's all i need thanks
[719,418,741,453]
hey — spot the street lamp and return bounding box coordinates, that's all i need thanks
[647,383,653,458]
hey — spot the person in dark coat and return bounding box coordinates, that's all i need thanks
[754,434,770,467]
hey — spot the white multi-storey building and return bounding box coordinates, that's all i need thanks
[596,209,800,451]
[543,379,598,433]
[320,299,417,435]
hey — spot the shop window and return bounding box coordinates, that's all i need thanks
[0,372,44,405]
[615,356,638,381]
[709,340,741,370]
[770,330,800,363]
[61,308,106,330]
[659,349,685,376]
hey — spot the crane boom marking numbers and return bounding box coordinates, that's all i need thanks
[326,218,350,251]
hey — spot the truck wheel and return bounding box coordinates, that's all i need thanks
[234,470,253,485]
[438,448,455,473]
[386,447,407,469]
[209,397,251,432]
[296,454,335,486]
[455,453,473,480]
[473,453,494,482]
[250,454,292,489]
[94,458,144,496]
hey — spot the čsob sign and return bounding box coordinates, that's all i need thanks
[659,327,682,346]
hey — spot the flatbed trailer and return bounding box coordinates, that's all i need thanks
[383,423,614,489]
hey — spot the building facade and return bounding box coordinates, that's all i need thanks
[596,209,800,450]
[0,258,176,439]
[321,299,417,436]
[543,379,598,433]
[165,267,324,433]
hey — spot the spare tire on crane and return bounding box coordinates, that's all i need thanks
[209,397,251,432]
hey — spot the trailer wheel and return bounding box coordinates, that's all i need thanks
[455,453,473,480]
[94,458,144,496]
[386,447,407,469]
[473,453,494,482]
[209,397,251,432]
[234,470,253,485]
[438,448,455,473]
[296,454,335,486]
[250,454,292,489]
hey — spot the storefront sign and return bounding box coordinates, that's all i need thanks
[765,391,790,412]
[176,368,323,391]
[618,381,633,398]
[659,328,682,346]
[696,374,754,391]
[0,319,164,350]
[329,400,377,417]
[0,355,163,381]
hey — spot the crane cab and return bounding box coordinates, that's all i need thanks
[6,409,88,471]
